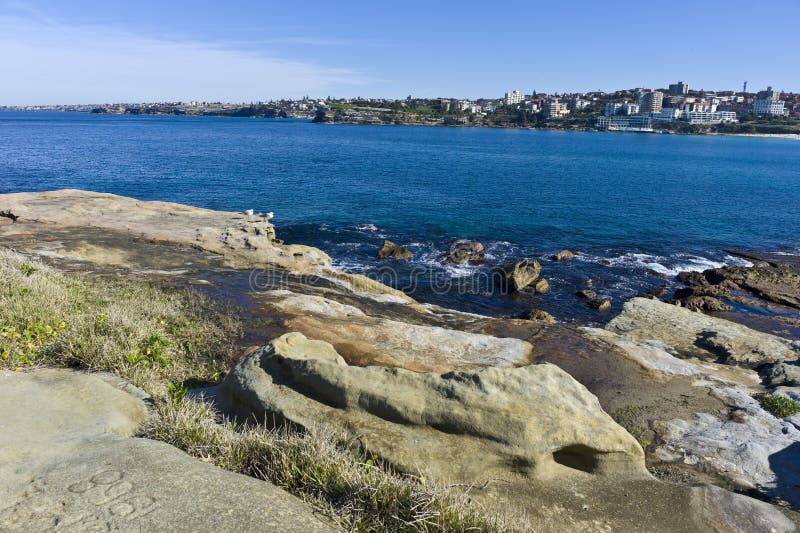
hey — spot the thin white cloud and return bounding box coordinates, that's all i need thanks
[0,14,374,105]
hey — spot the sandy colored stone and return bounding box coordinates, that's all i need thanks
[220,333,648,483]
[219,333,800,532]
[607,297,800,367]
[262,290,533,371]
[0,369,333,532]
[0,189,330,273]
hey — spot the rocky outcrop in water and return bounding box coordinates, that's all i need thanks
[496,258,542,292]
[376,240,413,260]
[444,240,485,265]
[0,369,333,532]
[552,249,576,261]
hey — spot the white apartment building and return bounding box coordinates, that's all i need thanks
[753,98,785,116]
[685,111,738,124]
[622,102,640,115]
[650,108,683,121]
[605,102,623,116]
[504,90,523,106]
[543,99,570,118]
[638,91,664,113]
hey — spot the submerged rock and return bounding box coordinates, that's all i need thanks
[496,258,542,292]
[575,289,596,299]
[444,240,485,265]
[587,298,612,312]
[552,249,576,261]
[637,284,669,300]
[534,278,550,294]
[376,240,413,260]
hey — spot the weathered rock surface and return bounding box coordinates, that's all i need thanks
[444,240,485,265]
[607,297,800,367]
[496,258,542,292]
[575,289,596,299]
[221,333,648,482]
[586,298,612,312]
[765,362,800,387]
[591,316,800,508]
[376,239,413,260]
[0,189,331,273]
[0,369,333,532]
[679,262,800,310]
[220,333,800,532]
[261,290,533,372]
[533,278,550,294]
[552,249,576,261]
[529,309,555,323]
[654,386,800,504]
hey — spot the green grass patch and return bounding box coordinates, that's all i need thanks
[755,393,800,418]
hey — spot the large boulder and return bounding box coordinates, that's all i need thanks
[261,291,533,372]
[607,298,800,367]
[0,369,333,532]
[220,333,800,531]
[376,240,413,260]
[220,333,647,483]
[496,258,542,292]
[444,240,485,265]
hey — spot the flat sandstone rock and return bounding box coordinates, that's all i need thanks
[607,297,800,367]
[0,189,331,272]
[0,369,333,532]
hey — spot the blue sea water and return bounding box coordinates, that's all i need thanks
[1,111,799,321]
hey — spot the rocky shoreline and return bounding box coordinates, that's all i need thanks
[2,189,800,531]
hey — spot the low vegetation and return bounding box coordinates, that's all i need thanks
[755,393,800,418]
[0,248,514,532]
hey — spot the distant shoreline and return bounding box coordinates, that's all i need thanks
[3,109,800,138]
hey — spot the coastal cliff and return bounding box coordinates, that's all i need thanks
[1,190,800,531]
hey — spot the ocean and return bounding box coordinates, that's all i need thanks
[2,111,799,322]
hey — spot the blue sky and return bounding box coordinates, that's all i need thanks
[2,0,798,104]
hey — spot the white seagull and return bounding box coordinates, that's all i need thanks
[244,209,254,216]
[265,211,274,220]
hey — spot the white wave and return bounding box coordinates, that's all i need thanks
[353,223,379,232]
[593,252,732,277]
[723,255,753,267]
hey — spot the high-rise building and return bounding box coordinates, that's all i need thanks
[543,99,569,118]
[668,81,689,96]
[504,90,523,106]
[639,91,664,113]
[753,86,785,115]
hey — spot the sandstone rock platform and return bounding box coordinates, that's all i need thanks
[219,332,800,531]
[0,369,333,532]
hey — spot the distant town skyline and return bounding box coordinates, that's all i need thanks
[1,0,799,105]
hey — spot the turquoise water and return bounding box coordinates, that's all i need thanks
[1,111,799,320]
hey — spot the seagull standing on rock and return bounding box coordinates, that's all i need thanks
[265,212,274,220]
